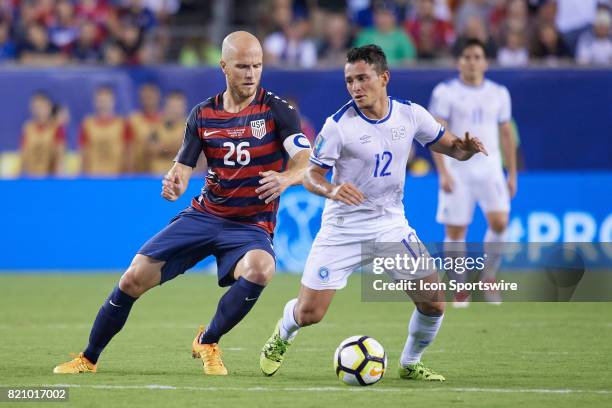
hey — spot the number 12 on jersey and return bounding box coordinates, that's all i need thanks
[373,151,392,177]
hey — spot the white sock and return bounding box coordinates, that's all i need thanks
[483,229,506,279]
[279,298,300,341]
[400,309,444,366]
[444,237,466,283]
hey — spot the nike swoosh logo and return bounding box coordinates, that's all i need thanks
[203,130,221,137]
[245,297,258,302]
[109,300,122,307]
[369,367,383,376]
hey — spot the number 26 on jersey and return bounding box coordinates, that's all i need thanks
[223,141,251,165]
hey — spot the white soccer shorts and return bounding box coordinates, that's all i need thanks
[436,170,510,226]
[301,221,429,290]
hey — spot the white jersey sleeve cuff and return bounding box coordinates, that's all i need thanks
[424,125,445,148]
[309,156,333,169]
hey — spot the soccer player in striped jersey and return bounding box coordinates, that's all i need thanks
[53,31,311,376]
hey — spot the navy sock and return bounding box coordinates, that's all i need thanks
[200,277,265,344]
[83,286,137,364]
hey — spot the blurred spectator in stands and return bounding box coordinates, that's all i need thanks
[0,0,15,22]
[75,0,113,28]
[576,8,612,65]
[317,12,352,67]
[348,0,374,27]
[102,40,126,65]
[404,0,455,60]
[497,28,529,66]
[115,0,157,34]
[530,22,571,65]
[178,37,199,67]
[13,1,40,47]
[306,0,340,39]
[431,0,452,21]
[19,91,65,176]
[18,22,67,65]
[49,0,79,52]
[264,11,317,68]
[32,0,55,27]
[316,0,347,14]
[116,21,143,64]
[0,18,16,62]
[488,0,508,40]
[148,90,186,175]
[129,82,162,173]
[556,0,598,54]
[528,0,557,26]
[179,36,221,67]
[142,0,180,21]
[72,20,103,63]
[140,25,169,64]
[355,0,416,65]
[80,85,131,175]
[492,0,529,42]
[452,15,497,57]
[454,0,492,34]
[254,0,291,39]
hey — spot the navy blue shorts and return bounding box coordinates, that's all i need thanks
[138,207,275,287]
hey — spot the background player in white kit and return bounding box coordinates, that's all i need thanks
[429,39,517,306]
[259,45,487,381]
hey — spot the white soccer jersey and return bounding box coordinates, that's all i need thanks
[309,97,444,240]
[429,78,511,176]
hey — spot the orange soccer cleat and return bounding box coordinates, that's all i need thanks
[53,353,97,374]
[192,325,228,375]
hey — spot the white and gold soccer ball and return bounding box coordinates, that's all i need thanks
[333,335,387,386]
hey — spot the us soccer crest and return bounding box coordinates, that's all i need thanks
[250,119,267,139]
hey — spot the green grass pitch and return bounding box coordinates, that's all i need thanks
[1,273,611,407]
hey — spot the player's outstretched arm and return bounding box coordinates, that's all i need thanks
[429,130,488,161]
[161,162,193,201]
[303,164,365,206]
[256,149,310,204]
[430,118,454,192]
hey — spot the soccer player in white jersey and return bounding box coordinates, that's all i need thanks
[259,44,487,381]
[429,39,517,307]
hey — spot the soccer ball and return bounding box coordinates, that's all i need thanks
[333,335,387,386]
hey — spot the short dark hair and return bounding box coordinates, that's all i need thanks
[346,44,389,74]
[458,38,487,56]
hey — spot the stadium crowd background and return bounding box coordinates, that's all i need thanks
[0,0,611,68]
[1,0,611,177]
